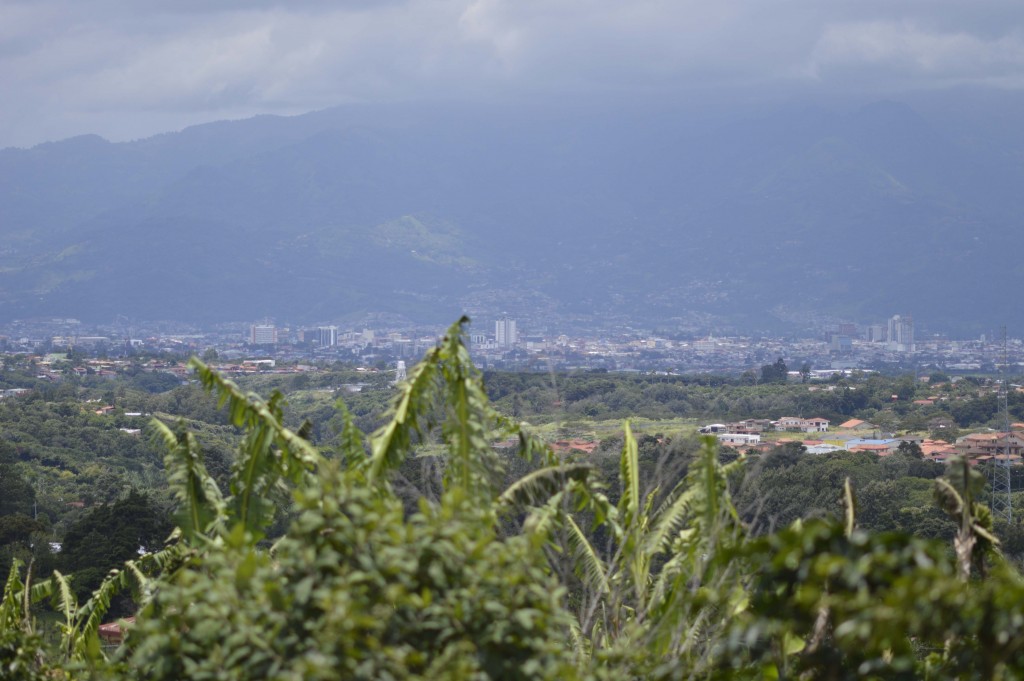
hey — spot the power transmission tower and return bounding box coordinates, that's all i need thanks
[990,326,1013,523]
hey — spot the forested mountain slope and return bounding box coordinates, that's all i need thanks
[3,95,1023,332]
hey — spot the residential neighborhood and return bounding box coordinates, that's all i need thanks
[696,417,1024,468]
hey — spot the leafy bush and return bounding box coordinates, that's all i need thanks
[5,318,1024,679]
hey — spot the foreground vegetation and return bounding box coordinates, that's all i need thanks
[3,343,1018,588]
[4,321,1024,678]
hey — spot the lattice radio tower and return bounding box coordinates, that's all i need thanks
[990,326,1013,523]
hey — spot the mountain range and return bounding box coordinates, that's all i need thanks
[2,93,1023,336]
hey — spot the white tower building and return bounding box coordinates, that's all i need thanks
[317,326,338,347]
[495,317,518,349]
[887,315,915,352]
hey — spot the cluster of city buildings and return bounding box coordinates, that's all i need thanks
[695,415,1024,467]
[841,314,916,353]
[2,313,1023,378]
[0,354,322,390]
[700,417,830,437]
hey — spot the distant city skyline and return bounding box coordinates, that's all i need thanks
[6,310,1022,379]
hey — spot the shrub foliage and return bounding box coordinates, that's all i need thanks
[5,318,1024,679]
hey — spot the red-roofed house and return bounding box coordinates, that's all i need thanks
[804,418,830,433]
[98,617,135,645]
[955,432,1024,464]
[551,439,598,454]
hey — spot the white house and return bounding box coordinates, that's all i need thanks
[716,433,761,446]
[776,416,829,433]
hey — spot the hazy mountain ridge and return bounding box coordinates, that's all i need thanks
[2,96,1022,334]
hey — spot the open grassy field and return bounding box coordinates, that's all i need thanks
[522,417,702,442]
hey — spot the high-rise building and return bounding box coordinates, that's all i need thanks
[495,317,518,349]
[250,324,277,345]
[317,326,338,348]
[867,324,887,343]
[887,315,914,352]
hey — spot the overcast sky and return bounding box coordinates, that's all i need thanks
[2,0,1024,148]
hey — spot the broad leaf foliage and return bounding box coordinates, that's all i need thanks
[5,318,1024,679]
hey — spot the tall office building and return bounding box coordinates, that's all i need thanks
[887,315,914,352]
[495,317,518,349]
[317,326,338,348]
[250,324,277,345]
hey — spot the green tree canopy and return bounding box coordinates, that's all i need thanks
[760,357,789,384]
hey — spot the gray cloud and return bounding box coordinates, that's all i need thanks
[2,0,1024,147]
[808,21,1024,88]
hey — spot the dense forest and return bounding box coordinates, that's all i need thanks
[4,327,1024,677]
